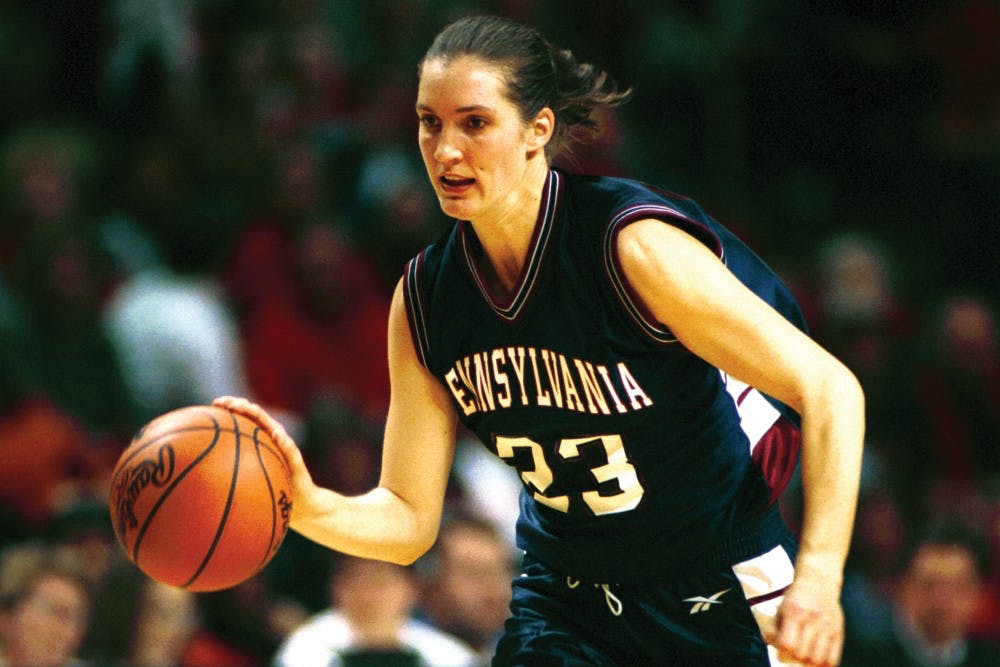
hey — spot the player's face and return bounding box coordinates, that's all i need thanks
[416,56,547,223]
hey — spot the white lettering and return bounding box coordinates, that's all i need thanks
[575,360,612,415]
[559,354,585,412]
[444,347,652,416]
[506,347,530,406]
[529,348,552,407]
[541,350,564,408]
[492,349,511,408]
[444,369,478,416]
[618,362,653,409]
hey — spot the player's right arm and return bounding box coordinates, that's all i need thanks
[216,278,458,565]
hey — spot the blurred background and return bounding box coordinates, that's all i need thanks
[0,1,997,665]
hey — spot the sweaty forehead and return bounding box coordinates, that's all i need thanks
[417,56,511,109]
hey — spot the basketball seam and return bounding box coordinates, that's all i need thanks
[112,406,287,592]
[182,411,242,588]
[114,425,245,474]
[113,426,282,483]
[253,426,281,574]
[132,423,224,564]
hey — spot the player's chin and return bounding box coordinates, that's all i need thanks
[433,189,477,214]
[435,203,468,221]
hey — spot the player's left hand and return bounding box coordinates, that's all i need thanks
[767,572,844,666]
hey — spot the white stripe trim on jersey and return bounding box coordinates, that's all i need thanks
[603,203,725,344]
[404,252,430,368]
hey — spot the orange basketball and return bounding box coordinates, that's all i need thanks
[109,405,292,591]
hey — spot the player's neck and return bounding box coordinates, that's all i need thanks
[468,160,549,292]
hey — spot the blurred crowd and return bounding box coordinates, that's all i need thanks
[0,1,997,665]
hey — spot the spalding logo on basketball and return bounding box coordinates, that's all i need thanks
[109,405,292,591]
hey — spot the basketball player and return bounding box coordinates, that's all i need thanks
[219,14,864,666]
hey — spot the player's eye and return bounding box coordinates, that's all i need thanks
[419,115,440,131]
[465,116,488,131]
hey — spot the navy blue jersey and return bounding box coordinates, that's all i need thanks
[403,169,804,584]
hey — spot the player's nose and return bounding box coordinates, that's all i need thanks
[434,128,464,164]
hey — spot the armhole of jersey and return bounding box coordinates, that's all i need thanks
[603,204,723,344]
[403,251,431,369]
[724,370,802,506]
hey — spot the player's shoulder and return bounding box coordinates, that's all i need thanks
[560,169,703,217]
[560,172,715,253]
[559,170,722,261]
[404,221,459,286]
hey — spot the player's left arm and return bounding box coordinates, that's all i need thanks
[616,219,864,667]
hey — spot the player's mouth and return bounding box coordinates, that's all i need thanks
[439,174,475,193]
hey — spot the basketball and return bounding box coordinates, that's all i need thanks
[109,405,293,592]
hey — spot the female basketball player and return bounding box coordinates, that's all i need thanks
[219,15,864,666]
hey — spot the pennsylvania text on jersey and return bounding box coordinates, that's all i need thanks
[444,346,654,416]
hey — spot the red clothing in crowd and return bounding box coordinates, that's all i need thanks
[227,219,390,419]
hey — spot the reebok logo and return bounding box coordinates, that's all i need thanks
[683,588,731,614]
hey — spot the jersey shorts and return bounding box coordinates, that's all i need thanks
[494,531,799,666]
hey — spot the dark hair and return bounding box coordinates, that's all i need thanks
[419,15,631,159]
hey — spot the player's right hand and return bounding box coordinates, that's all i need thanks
[213,396,317,524]
[767,571,844,666]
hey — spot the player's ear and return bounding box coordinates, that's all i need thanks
[526,107,555,154]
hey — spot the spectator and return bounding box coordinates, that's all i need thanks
[224,142,332,320]
[78,552,147,666]
[448,437,522,550]
[14,226,138,437]
[231,221,391,421]
[843,521,1000,667]
[813,231,912,370]
[911,293,1000,487]
[971,501,1000,643]
[0,389,95,533]
[102,134,249,425]
[181,575,305,667]
[417,513,515,664]
[841,485,909,647]
[0,297,114,533]
[274,555,477,667]
[349,137,441,293]
[103,254,249,425]
[0,545,91,667]
[812,231,923,517]
[0,122,139,439]
[263,400,383,613]
[286,20,357,129]
[127,580,199,667]
[0,122,101,271]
